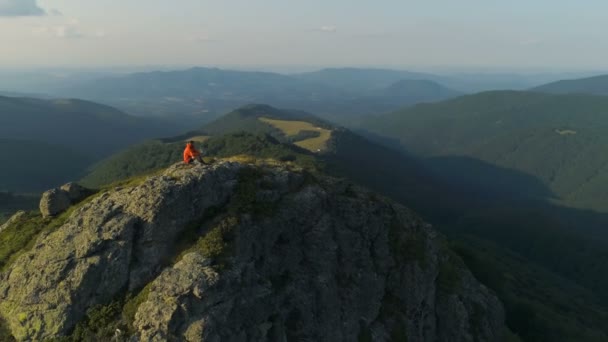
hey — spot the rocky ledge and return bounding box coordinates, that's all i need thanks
[0,160,505,341]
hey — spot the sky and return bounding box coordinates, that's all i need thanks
[1,0,607,71]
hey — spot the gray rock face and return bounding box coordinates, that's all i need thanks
[0,161,506,341]
[60,182,90,202]
[1,162,243,340]
[39,182,93,218]
[132,173,505,342]
[39,188,71,218]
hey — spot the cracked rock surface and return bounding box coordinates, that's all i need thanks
[0,162,242,340]
[0,161,505,341]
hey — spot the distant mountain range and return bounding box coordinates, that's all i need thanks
[0,95,182,192]
[9,66,598,127]
[344,79,462,116]
[0,96,179,156]
[57,67,352,122]
[294,68,595,93]
[293,68,441,92]
[55,67,465,124]
[0,75,461,192]
[533,74,608,95]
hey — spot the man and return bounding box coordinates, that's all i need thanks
[183,141,204,164]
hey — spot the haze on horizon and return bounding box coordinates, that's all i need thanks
[1,0,607,72]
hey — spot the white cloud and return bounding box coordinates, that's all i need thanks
[55,25,84,39]
[32,19,104,39]
[319,25,337,33]
[0,0,45,17]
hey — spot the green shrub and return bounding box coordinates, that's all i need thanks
[70,301,124,342]
[189,216,238,270]
[0,317,15,342]
[231,167,281,217]
[174,211,238,271]
[122,283,153,332]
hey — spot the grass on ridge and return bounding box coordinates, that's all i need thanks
[259,117,332,152]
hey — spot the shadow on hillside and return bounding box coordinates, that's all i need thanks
[338,129,559,221]
[423,155,556,201]
[342,128,608,310]
[350,128,608,237]
[354,129,405,152]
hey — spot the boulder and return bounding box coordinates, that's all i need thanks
[60,182,91,203]
[39,183,93,218]
[39,188,71,218]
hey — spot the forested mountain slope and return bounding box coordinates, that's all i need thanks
[363,91,608,211]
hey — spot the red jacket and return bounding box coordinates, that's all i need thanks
[183,143,200,163]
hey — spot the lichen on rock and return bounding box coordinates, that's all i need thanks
[0,160,506,341]
[39,182,93,218]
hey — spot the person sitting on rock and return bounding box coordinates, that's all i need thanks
[183,141,204,164]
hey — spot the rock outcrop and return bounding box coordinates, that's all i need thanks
[39,182,92,218]
[39,188,71,218]
[60,182,90,203]
[0,211,26,234]
[0,160,506,341]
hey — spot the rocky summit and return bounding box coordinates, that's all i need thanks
[0,159,505,341]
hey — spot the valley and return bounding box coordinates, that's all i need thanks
[3,67,608,341]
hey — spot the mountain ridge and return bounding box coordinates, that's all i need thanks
[0,95,183,195]
[294,67,442,91]
[74,103,608,340]
[362,90,608,211]
[81,104,445,220]
[55,67,467,123]
[533,74,608,95]
[0,95,178,157]
[0,159,507,341]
